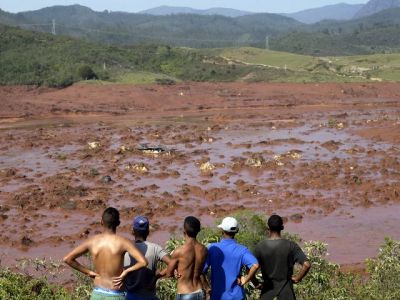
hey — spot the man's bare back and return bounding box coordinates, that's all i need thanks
[165,216,207,299]
[168,239,207,293]
[63,207,147,294]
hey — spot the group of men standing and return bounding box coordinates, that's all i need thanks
[63,207,311,300]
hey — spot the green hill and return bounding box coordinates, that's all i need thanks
[273,8,400,56]
[0,5,303,48]
[2,5,400,56]
[0,24,260,87]
[2,24,400,87]
[205,47,400,81]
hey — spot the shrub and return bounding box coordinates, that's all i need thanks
[78,65,97,80]
[155,78,176,85]
[362,238,400,300]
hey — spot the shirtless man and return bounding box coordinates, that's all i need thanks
[165,216,207,300]
[63,207,148,300]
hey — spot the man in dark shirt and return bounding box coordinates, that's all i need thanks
[124,216,170,300]
[253,215,311,300]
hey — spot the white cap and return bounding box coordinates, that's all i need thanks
[218,217,239,233]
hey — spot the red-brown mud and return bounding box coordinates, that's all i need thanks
[0,82,399,275]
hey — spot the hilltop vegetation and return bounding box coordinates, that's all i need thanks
[2,24,400,87]
[0,5,303,48]
[2,4,400,56]
[273,8,400,56]
[0,24,256,87]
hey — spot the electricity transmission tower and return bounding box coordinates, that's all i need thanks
[52,19,56,35]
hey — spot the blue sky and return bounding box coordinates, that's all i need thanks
[0,1,367,14]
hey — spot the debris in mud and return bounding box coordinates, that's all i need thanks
[21,236,35,247]
[102,175,113,183]
[321,140,343,151]
[61,200,77,210]
[125,163,149,173]
[88,141,100,149]
[118,145,131,154]
[0,168,17,177]
[290,213,303,223]
[89,167,100,177]
[273,155,285,166]
[286,150,302,160]
[328,119,346,130]
[200,162,215,172]
[245,156,265,168]
[137,144,168,155]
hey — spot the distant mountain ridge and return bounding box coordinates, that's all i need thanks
[139,5,254,17]
[1,4,400,56]
[0,5,303,48]
[141,4,365,23]
[354,0,400,18]
[285,3,364,23]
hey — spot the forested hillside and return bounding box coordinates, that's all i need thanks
[273,8,400,55]
[0,5,303,48]
[1,5,400,55]
[0,24,260,86]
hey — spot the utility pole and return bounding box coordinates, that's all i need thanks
[265,35,269,50]
[52,19,56,35]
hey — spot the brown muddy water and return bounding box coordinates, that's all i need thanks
[0,83,399,278]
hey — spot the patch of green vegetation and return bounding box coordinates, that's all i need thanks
[206,47,400,82]
[0,25,251,87]
[2,24,400,87]
[115,72,178,84]
[205,47,317,70]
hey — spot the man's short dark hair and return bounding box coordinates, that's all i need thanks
[133,229,149,239]
[268,214,284,232]
[102,207,120,229]
[184,216,201,238]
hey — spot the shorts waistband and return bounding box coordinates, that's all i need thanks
[93,287,126,296]
[177,289,203,295]
[176,289,205,300]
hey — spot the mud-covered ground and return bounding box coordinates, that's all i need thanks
[0,82,399,272]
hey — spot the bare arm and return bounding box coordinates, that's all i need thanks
[113,239,148,288]
[292,261,311,283]
[156,254,172,278]
[164,249,180,278]
[63,240,98,278]
[239,263,260,286]
[200,274,211,297]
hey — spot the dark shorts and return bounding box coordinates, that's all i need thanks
[176,289,205,300]
[261,281,296,300]
[90,287,126,300]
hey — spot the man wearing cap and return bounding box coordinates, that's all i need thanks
[124,216,171,300]
[253,214,311,300]
[202,217,259,300]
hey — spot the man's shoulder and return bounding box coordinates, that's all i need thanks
[207,241,222,250]
[172,244,186,257]
[196,242,208,253]
[143,240,162,249]
[255,238,293,248]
